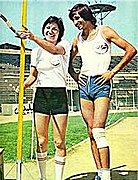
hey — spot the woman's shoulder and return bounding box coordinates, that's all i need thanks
[58,39,70,46]
[58,39,71,53]
[32,46,44,53]
[31,46,45,58]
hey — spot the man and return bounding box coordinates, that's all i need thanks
[68,3,137,180]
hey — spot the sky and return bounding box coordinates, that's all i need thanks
[0,0,138,52]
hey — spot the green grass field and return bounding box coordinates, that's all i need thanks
[0,111,137,162]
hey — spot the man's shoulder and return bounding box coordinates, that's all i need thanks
[99,25,112,32]
[98,25,109,30]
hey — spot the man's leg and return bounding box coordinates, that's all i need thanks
[80,98,102,169]
[93,97,111,180]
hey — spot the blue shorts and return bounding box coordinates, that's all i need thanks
[33,87,68,115]
[79,75,112,101]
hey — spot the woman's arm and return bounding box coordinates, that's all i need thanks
[16,67,37,93]
[24,66,38,89]
[19,30,65,55]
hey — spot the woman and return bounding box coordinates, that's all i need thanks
[68,3,137,180]
[18,16,70,180]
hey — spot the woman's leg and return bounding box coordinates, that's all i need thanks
[52,114,68,180]
[35,113,50,180]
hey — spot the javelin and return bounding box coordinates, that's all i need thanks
[0,13,28,38]
[0,13,21,37]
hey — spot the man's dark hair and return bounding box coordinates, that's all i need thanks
[42,16,64,43]
[69,3,96,25]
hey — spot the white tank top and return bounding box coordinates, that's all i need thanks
[77,26,111,76]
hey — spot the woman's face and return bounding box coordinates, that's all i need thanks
[72,12,86,30]
[44,22,59,44]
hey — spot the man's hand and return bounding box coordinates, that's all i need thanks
[94,70,115,85]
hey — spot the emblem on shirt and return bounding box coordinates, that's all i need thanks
[50,58,61,66]
[94,42,109,54]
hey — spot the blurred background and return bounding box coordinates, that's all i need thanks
[0,0,137,114]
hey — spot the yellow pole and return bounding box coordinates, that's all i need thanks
[16,0,27,179]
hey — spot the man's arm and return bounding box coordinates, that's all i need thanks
[94,26,137,85]
[68,37,79,82]
[104,26,137,76]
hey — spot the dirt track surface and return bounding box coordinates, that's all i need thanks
[3,117,138,180]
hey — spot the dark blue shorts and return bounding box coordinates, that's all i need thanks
[33,87,68,115]
[79,75,112,101]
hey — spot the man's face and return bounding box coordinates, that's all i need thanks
[44,22,59,43]
[72,12,86,30]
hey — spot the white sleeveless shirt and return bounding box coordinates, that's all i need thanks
[77,26,111,76]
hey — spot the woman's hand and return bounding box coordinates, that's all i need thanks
[15,86,19,94]
[18,29,35,40]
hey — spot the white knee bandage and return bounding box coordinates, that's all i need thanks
[92,128,109,148]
